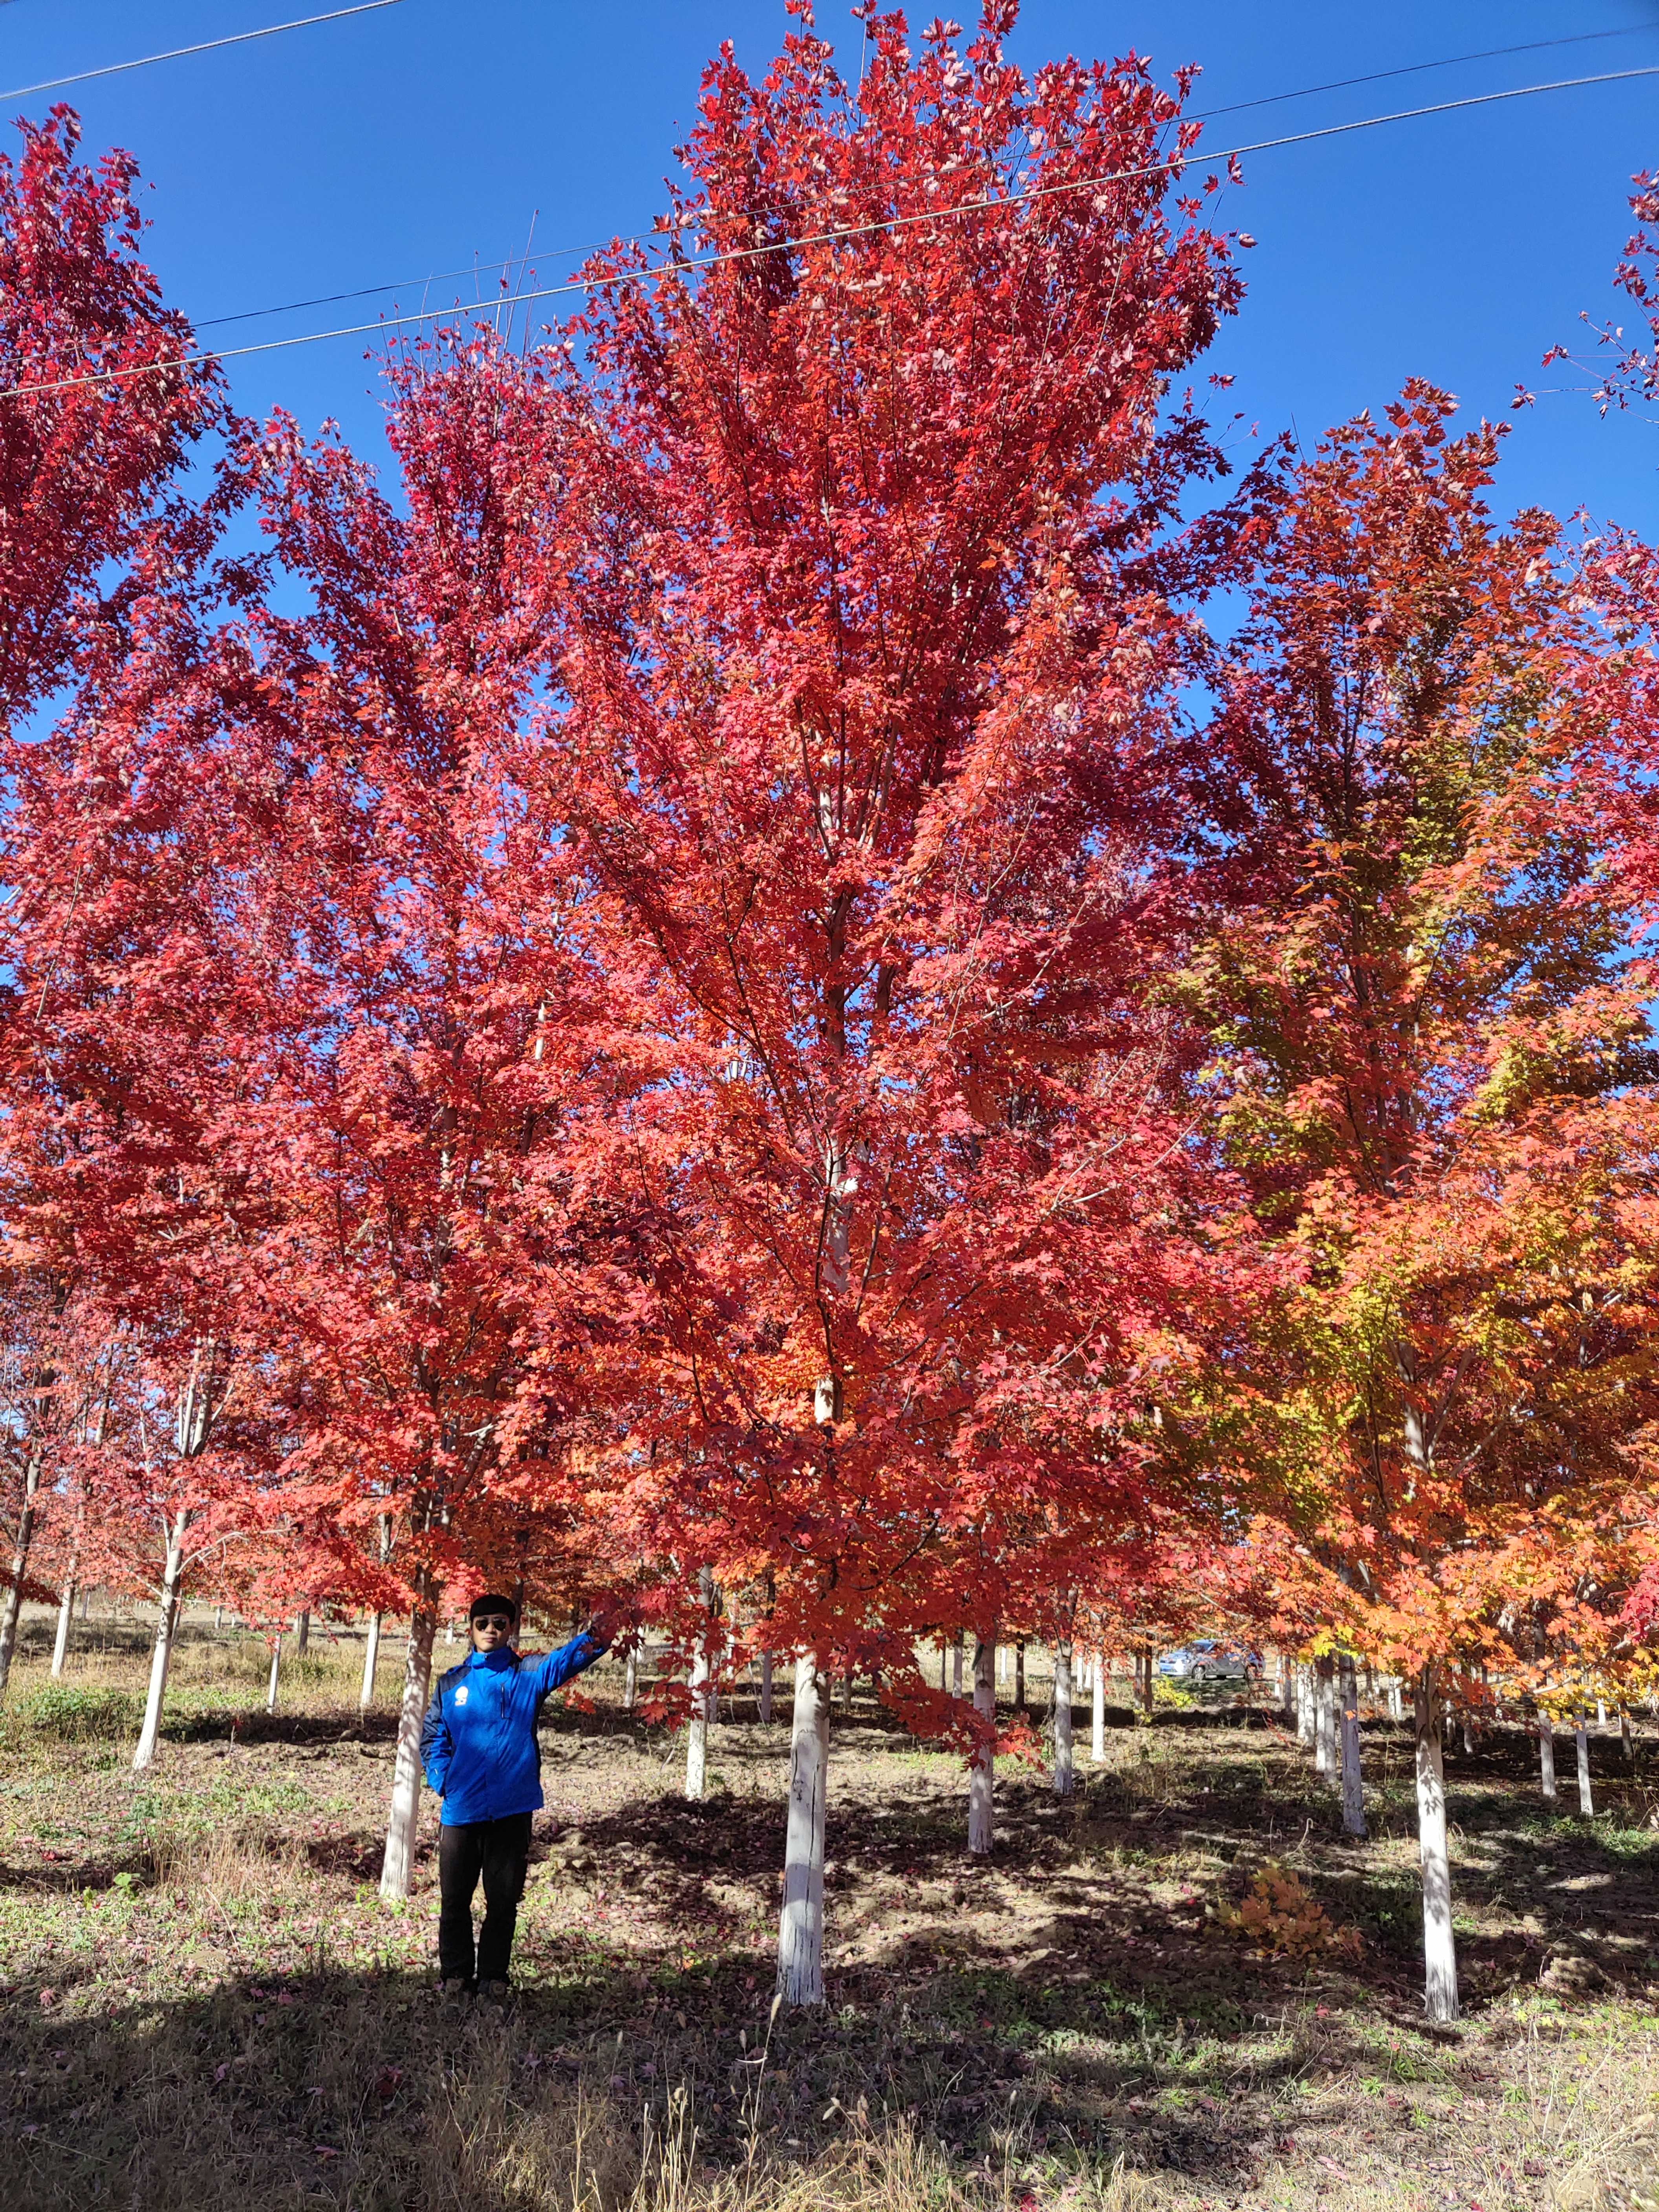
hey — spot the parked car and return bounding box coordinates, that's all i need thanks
[1157,1639,1262,1684]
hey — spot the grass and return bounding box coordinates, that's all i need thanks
[1,1609,1657,2210]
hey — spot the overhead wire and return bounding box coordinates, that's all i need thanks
[0,1,404,107]
[5,59,1659,403]
[192,21,1659,338]
[1187,22,1652,120]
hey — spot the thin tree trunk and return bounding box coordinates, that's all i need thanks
[360,1611,383,1716]
[952,1632,963,1698]
[379,1587,436,1902]
[939,1641,948,1691]
[51,1564,77,1680]
[1314,1656,1335,1778]
[1015,1639,1026,1713]
[686,1639,710,1798]
[1539,1715,1557,1801]
[294,1609,310,1658]
[1141,1643,1154,1718]
[0,1450,44,1701]
[1092,1651,1106,1763]
[1621,1709,1633,1764]
[969,1636,995,1853]
[1052,1639,1074,1795]
[1297,1664,1315,1745]
[758,1648,773,1725]
[1339,1652,1366,1837]
[686,1567,716,1800]
[266,1633,282,1715]
[776,1653,829,2007]
[133,1513,189,1769]
[624,1644,639,1713]
[1414,1664,1459,2022]
[1575,1710,1594,1817]
[1390,1677,1403,1723]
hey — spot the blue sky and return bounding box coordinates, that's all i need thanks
[7,0,1659,531]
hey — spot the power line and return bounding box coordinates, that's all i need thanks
[0,2,404,106]
[6,61,1658,404]
[192,22,1659,338]
[1189,22,1652,121]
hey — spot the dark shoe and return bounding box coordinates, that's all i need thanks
[477,1978,512,2005]
[438,1975,473,2004]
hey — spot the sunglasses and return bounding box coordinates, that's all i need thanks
[473,1615,514,1632]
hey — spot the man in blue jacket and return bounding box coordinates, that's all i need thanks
[420,1591,609,2000]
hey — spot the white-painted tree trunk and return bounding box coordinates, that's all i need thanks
[1314,1658,1335,1778]
[1339,1654,1366,1837]
[776,1653,829,2007]
[997,1644,1009,1686]
[1390,1676,1403,1723]
[1297,1664,1315,1745]
[132,1514,189,1769]
[1053,1640,1074,1796]
[686,1638,710,1798]
[379,1594,436,1901]
[50,1569,77,1679]
[758,1648,772,1725]
[1575,1711,1594,1817]
[1414,1666,1459,2022]
[266,1633,283,1714]
[1539,1716,1556,1801]
[969,1637,995,1853]
[624,1644,639,1712]
[1597,1700,1607,1728]
[0,1450,44,1701]
[360,1611,383,1714]
[1092,1653,1106,1763]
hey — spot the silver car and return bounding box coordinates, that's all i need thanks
[1158,1639,1261,1684]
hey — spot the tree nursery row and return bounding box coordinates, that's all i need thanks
[3,6,1659,2033]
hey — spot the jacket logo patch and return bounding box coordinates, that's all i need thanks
[454,1686,469,1705]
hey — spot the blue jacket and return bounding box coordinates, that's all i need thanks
[420,1634,606,1826]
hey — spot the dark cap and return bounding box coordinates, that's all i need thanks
[469,1591,519,1623]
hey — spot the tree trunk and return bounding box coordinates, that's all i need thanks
[952,1632,963,1698]
[0,1450,44,1701]
[1414,1665,1459,2022]
[969,1636,995,1853]
[1296,1664,1315,1745]
[1339,1653,1366,1837]
[50,1565,77,1680]
[1390,1677,1403,1723]
[686,1641,710,1798]
[133,1514,189,1769]
[1140,1643,1154,1718]
[1621,1709,1633,1765]
[1539,1716,1557,1800]
[1053,1640,1074,1796]
[294,1609,310,1658]
[1015,1639,1026,1713]
[379,1589,436,1902]
[624,1644,639,1713]
[1092,1652,1106,1763]
[776,1653,829,2007]
[758,1648,773,1725]
[266,1633,282,1714]
[1575,1710,1594,1817]
[360,1611,383,1715]
[939,1641,948,1691]
[1314,1656,1335,1778]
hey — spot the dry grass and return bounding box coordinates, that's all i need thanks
[2,1611,1658,2210]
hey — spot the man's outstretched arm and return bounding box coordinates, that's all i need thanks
[528,1620,611,1699]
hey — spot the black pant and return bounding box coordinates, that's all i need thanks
[437,1813,532,1984]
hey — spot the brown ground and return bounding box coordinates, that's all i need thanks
[0,1612,1656,2211]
